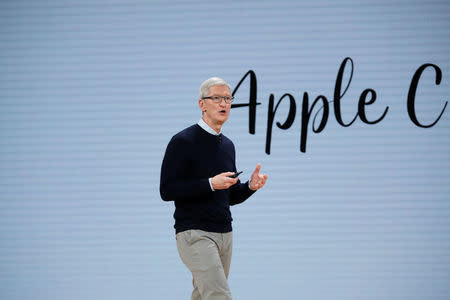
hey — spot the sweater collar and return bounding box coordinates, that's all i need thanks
[198,118,221,136]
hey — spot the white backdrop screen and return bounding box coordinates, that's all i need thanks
[1,1,449,299]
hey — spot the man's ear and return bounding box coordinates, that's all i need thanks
[198,99,206,112]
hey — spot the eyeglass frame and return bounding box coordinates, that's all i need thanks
[202,95,234,104]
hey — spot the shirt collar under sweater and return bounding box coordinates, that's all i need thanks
[197,118,222,136]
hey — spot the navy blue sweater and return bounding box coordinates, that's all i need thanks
[160,124,255,233]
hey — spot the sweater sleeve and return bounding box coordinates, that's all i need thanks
[229,179,256,206]
[160,136,212,201]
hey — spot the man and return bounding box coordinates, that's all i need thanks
[160,77,268,299]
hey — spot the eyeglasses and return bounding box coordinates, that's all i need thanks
[202,95,234,104]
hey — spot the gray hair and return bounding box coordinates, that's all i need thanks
[199,77,231,99]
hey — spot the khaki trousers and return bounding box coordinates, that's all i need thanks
[176,229,233,300]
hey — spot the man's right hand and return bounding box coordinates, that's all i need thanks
[211,172,239,190]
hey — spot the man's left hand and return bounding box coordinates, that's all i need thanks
[249,163,268,191]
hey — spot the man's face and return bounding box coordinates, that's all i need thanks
[199,85,232,126]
